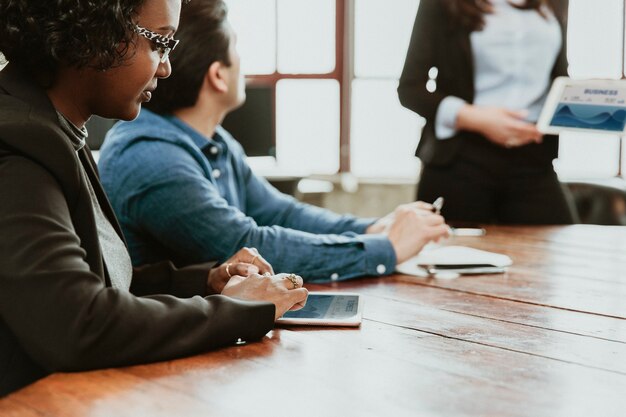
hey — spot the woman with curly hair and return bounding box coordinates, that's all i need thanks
[0,0,307,396]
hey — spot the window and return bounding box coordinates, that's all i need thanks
[351,0,422,179]
[227,0,276,75]
[226,0,341,174]
[276,79,340,173]
[227,0,626,180]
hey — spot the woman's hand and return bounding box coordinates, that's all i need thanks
[207,247,274,294]
[222,273,309,321]
[457,105,543,148]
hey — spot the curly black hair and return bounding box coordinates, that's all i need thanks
[0,0,148,85]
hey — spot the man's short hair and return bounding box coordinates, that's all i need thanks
[145,0,232,115]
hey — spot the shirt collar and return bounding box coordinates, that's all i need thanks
[164,115,224,152]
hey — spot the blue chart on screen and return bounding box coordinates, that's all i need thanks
[282,295,333,319]
[550,103,626,132]
[281,294,359,320]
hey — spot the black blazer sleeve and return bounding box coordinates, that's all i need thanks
[398,0,456,122]
[397,0,475,166]
[130,261,217,298]
[0,153,275,373]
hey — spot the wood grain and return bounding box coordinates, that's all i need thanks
[2,225,626,417]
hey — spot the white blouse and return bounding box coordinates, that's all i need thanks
[436,0,563,139]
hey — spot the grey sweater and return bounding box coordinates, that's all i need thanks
[57,112,132,290]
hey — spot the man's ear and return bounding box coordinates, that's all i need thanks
[206,61,228,94]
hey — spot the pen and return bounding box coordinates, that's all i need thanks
[432,197,444,215]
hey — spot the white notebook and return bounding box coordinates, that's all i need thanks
[396,246,512,277]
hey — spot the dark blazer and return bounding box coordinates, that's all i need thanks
[398,0,569,167]
[0,64,275,396]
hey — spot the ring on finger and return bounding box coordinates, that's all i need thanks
[225,263,233,278]
[284,273,300,290]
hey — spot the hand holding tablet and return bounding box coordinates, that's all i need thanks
[538,77,626,135]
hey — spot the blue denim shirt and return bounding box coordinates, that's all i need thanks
[99,109,396,282]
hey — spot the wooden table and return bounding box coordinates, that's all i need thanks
[2,225,626,417]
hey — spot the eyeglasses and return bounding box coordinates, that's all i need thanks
[135,25,179,63]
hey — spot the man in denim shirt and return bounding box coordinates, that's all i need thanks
[99,0,448,282]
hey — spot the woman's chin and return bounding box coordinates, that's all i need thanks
[93,102,141,121]
[117,104,142,121]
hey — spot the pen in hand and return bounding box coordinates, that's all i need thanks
[432,197,444,215]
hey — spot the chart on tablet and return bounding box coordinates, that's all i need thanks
[550,85,626,132]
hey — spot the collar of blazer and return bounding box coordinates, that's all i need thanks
[0,65,82,203]
[0,64,126,254]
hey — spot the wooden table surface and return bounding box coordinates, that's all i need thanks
[2,225,626,417]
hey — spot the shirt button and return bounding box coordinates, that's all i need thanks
[376,264,387,275]
[209,146,218,155]
[330,273,339,281]
[212,169,221,179]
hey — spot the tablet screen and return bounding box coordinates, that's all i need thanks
[281,293,359,320]
[549,84,626,132]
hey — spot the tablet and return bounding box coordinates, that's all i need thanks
[276,292,362,327]
[537,77,626,135]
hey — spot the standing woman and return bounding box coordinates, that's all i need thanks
[398,0,577,224]
[0,0,307,396]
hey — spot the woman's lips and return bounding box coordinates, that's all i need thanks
[142,90,152,102]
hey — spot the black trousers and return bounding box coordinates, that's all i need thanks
[417,139,578,225]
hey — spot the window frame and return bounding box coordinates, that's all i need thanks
[243,0,352,172]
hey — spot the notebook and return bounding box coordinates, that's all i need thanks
[396,245,512,277]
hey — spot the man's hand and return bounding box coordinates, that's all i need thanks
[366,201,434,234]
[382,204,450,264]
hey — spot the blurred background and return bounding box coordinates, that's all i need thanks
[4,0,625,221]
